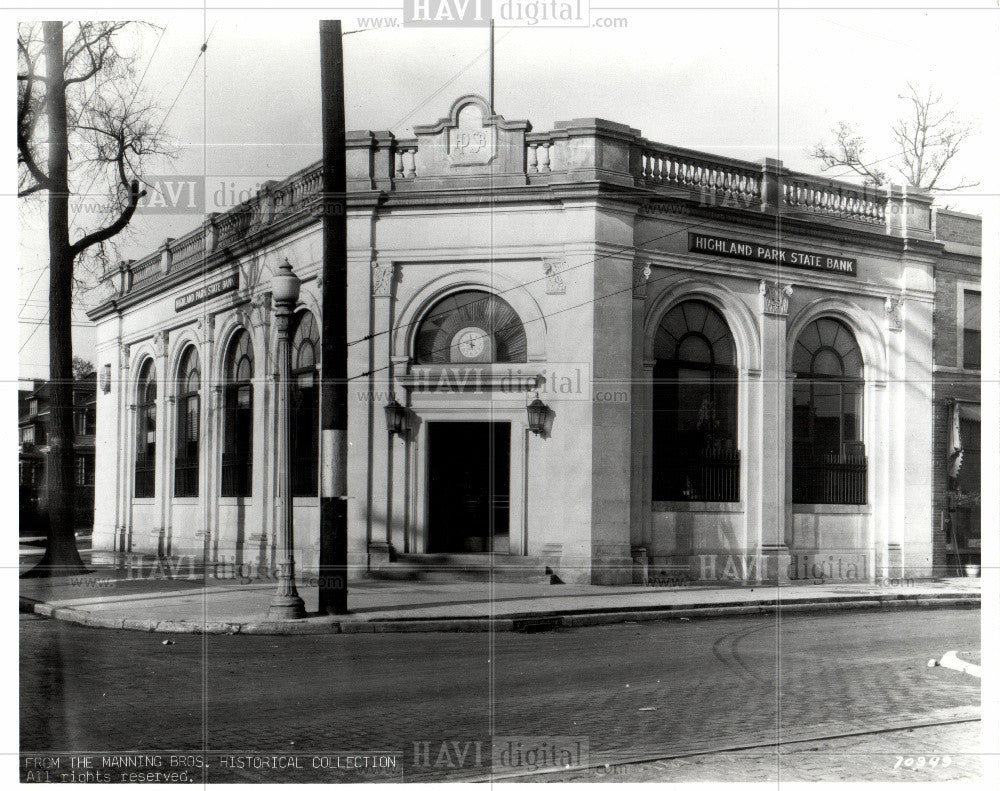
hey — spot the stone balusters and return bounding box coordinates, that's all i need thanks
[526,140,553,174]
[639,147,762,207]
[394,145,418,179]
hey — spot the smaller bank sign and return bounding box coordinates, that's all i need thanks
[175,273,238,312]
[689,232,857,277]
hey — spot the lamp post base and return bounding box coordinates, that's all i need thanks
[267,594,307,620]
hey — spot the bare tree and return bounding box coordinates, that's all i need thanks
[811,83,977,193]
[72,356,95,379]
[18,22,172,576]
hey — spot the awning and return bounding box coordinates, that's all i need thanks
[955,401,981,423]
[949,400,981,479]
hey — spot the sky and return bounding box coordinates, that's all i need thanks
[9,0,1000,382]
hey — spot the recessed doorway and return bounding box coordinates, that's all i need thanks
[427,422,510,553]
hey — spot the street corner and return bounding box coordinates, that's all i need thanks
[929,650,982,678]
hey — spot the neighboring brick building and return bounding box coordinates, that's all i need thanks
[930,209,981,576]
[18,374,97,535]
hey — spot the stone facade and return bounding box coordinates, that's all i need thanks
[86,94,977,585]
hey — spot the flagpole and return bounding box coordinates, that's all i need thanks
[488,18,495,113]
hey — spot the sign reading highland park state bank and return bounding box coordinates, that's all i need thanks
[688,233,857,277]
[175,273,238,311]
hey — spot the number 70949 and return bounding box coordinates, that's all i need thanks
[894,756,952,769]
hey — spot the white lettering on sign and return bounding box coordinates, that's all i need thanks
[175,274,238,311]
[689,233,857,277]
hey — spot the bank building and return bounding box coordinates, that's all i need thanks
[88,94,981,586]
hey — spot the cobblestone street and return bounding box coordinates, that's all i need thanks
[20,608,980,782]
[542,721,981,782]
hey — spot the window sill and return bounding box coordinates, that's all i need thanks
[793,503,872,515]
[652,501,744,513]
[933,364,981,376]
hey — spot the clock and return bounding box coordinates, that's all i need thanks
[450,326,493,363]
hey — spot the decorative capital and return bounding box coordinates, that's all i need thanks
[153,330,169,358]
[372,260,394,298]
[884,296,904,332]
[759,280,793,316]
[543,259,566,295]
[633,262,652,299]
[238,293,272,329]
[253,291,272,318]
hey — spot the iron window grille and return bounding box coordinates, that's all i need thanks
[134,358,157,498]
[174,346,200,497]
[652,300,740,502]
[221,331,253,497]
[792,317,867,505]
[290,311,320,496]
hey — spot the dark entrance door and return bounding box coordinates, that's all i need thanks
[427,422,510,553]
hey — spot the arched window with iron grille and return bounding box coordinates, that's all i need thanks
[652,300,739,502]
[290,311,319,496]
[174,345,200,497]
[222,330,254,497]
[134,358,157,499]
[792,317,867,504]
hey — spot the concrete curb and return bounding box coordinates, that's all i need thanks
[20,592,980,636]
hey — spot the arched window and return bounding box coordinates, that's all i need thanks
[792,317,867,504]
[174,346,200,498]
[134,358,157,498]
[652,300,739,502]
[222,330,254,497]
[291,311,320,496]
[414,290,527,364]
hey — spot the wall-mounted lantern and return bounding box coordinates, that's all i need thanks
[385,398,408,436]
[100,364,112,394]
[526,396,549,436]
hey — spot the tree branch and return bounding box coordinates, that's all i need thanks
[18,183,48,198]
[17,128,51,190]
[71,180,146,256]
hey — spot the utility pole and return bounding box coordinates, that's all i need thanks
[318,19,348,613]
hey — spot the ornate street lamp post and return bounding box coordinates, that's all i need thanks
[268,259,307,620]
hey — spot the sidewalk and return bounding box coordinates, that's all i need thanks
[19,559,981,635]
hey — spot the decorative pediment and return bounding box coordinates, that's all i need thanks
[411,94,530,179]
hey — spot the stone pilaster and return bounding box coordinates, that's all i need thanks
[630,262,651,556]
[369,258,395,558]
[758,280,793,582]
[153,330,169,553]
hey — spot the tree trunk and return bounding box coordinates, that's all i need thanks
[25,21,86,577]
